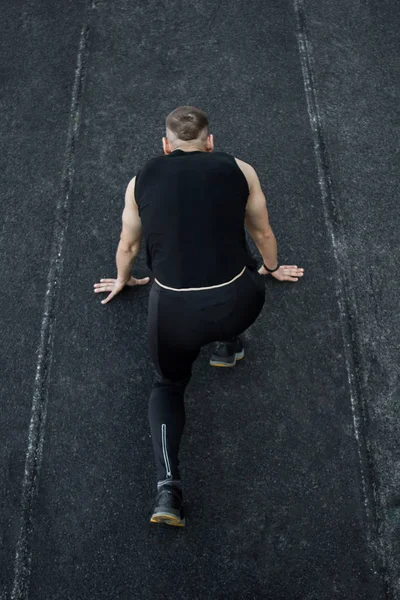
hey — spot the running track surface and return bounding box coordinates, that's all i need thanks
[1,1,399,598]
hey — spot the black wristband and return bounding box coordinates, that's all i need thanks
[263,262,280,273]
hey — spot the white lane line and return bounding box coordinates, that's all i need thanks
[293,0,384,572]
[11,22,91,600]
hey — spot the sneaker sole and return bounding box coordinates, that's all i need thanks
[209,349,244,368]
[150,511,186,527]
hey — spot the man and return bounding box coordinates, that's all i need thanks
[94,106,304,527]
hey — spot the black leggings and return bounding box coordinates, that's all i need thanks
[146,265,266,485]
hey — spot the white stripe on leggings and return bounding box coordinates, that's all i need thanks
[161,424,172,478]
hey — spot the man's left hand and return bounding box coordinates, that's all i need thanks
[93,275,150,305]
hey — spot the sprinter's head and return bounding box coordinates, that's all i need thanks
[162,106,214,153]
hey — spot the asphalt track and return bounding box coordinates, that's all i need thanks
[1,1,399,599]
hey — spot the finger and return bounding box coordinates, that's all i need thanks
[94,286,114,293]
[281,266,304,274]
[282,269,304,276]
[93,279,115,287]
[135,277,151,285]
[101,291,116,304]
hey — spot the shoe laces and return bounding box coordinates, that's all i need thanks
[214,341,227,352]
[214,339,235,351]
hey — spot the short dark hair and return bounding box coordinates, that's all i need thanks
[166,106,209,141]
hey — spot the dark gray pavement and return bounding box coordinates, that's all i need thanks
[0,1,88,597]
[1,1,399,598]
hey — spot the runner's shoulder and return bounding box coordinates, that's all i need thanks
[232,156,256,188]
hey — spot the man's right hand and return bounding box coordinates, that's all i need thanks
[258,264,304,282]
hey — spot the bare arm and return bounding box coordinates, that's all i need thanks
[235,159,278,270]
[116,176,143,282]
[93,175,150,304]
[235,158,304,282]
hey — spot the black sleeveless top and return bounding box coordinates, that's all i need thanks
[135,149,257,288]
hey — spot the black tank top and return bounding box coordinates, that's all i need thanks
[135,149,257,288]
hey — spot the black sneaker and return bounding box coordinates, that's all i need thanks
[209,336,245,367]
[150,483,185,527]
